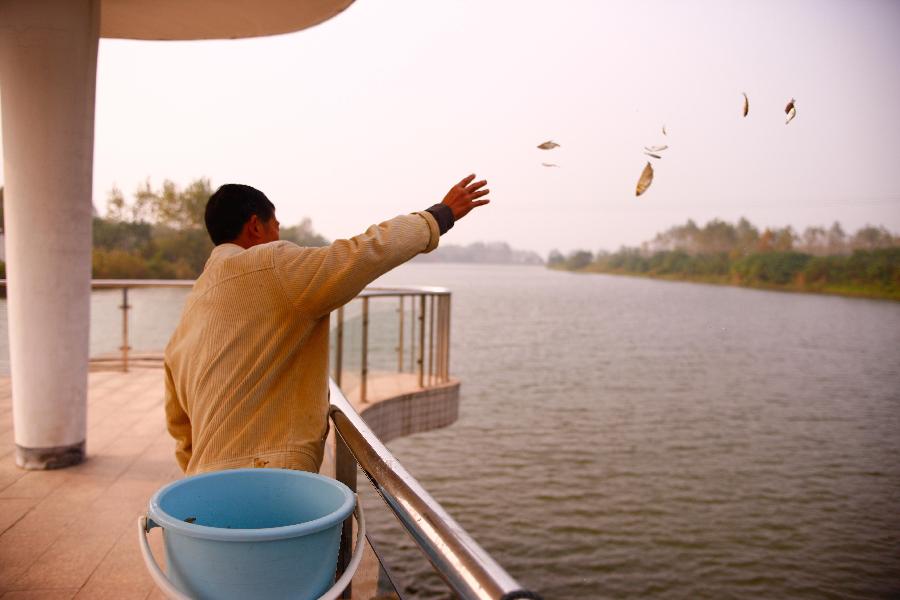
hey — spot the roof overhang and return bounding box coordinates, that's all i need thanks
[100,0,355,40]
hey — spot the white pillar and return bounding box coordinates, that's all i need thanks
[0,0,99,469]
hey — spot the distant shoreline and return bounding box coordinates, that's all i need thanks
[548,265,900,302]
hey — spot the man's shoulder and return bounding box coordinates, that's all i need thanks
[207,242,288,271]
[190,243,286,297]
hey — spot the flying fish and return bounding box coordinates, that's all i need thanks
[635,162,654,196]
[785,98,796,124]
[742,92,749,117]
[537,141,560,150]
[644,145,668,153]
[644,152,662,160]
[541,162,560,168]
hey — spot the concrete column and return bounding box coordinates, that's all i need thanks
[0,0,100,469]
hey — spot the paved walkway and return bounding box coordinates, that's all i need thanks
[0,368,425,599]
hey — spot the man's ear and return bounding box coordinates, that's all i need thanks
[246,214,263,240]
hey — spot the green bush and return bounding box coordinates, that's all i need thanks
[732,252,811,285]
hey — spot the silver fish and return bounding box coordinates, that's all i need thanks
[742,92,749,117]
[644,145,668,153]
[537,141,560,150]
[644,152,662,160]
[541,162,560,168]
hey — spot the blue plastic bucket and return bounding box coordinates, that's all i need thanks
[140,469,356,600]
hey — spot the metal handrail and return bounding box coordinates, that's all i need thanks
[329,379,540,600]
[1,280,453,384]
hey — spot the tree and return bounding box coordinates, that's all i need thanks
[280,217,328,247]
[698,219,737,254]
[827,222,847,255]
[772,226,796,252]
[566,250,593,270]
[91,177,329,279]
[105,185,129,221]
[132,178,212,229]
[851,225,895,250]
[734,217,760,257]
[799,226,828,256]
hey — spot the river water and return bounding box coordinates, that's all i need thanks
[366,264,900,599]
[2,264,898,598]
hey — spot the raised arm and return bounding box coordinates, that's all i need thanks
[275,174,490,318]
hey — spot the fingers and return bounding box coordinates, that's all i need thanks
[469,189,490,200]
[458,174,476,187]
[465,179,487,193]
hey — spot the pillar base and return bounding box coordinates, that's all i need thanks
[15,440,85,470]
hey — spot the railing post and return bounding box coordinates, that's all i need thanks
[334,428,357,598]
[410,294,416,374]
[417,294,426,388]
[335,306,344,387]
[397,296,404,373]
[119,287,130,373]
[444,295,451,381]
[361,297,369,403]
[428,294,435,386]
[437,295,447,382]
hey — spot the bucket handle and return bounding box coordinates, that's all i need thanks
[137,515,191,600]
[138,494,366,600]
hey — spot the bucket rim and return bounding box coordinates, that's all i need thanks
[147,468,355,542]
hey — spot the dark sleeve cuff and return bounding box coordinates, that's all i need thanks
[425,203,455,235]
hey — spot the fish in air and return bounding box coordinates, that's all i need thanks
[644,152,662,160]
[742,92,749,117]
[644,145,668,153]
[785,98,796,124]
[541,162,560,168]
[537,141,560,150]
[662,124,667,136]
[635,162,654,196]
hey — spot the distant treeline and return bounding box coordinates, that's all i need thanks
[548,219,900,300]
[0,179,328,280]
[413,241,543,265]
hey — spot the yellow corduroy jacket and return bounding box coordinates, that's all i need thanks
[164,211,440,474]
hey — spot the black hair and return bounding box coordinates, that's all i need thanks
[204,184,275,245]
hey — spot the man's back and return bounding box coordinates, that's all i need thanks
[165,241,332,474]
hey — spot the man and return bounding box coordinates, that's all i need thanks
[164,175,489,474]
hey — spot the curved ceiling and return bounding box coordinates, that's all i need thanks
[100,0,354,40]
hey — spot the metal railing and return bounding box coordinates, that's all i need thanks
[87,279,194,371]
[329,379,539,600]
[3,280,452,387]
[333,286,452,402]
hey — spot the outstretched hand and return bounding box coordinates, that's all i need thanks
[441,174,490,221]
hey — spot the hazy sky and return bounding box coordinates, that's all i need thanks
[2,0,900,255]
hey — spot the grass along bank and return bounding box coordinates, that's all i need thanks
[547,219,900,301]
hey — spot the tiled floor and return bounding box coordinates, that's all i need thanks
[0,369,177,599]
[0,368,429,599]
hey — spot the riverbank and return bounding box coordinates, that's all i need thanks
[549,266,900,301]
[548,247,900,301]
